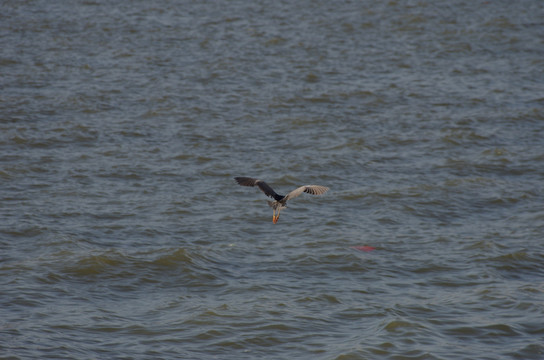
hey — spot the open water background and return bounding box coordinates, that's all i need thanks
[1,1,544,359]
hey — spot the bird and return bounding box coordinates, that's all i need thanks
[234,177,329,223]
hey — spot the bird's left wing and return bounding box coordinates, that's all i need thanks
[234,177,280,199]
[284,185,329,201]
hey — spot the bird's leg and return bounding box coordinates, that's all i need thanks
[272,209,276,223]
[274,208,281,224]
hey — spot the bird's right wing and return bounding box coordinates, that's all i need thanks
[234,177,279,199]
[284,185,329,201]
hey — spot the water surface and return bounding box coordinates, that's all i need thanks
[1,1,544,359]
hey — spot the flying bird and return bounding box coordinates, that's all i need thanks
[234,177,329,223]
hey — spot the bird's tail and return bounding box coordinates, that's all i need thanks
[267,201,286,210]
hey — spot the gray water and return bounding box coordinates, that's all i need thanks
[1,1,544,359]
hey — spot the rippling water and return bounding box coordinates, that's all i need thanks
[1,1,544,359]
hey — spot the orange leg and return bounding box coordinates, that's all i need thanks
[272,209,280,224]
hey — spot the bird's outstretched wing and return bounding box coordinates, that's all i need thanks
[283,185,329,201]
[234,177,281,200]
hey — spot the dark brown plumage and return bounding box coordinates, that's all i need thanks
[234,177,329,223]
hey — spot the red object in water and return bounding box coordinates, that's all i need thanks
[351,246,375,252]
